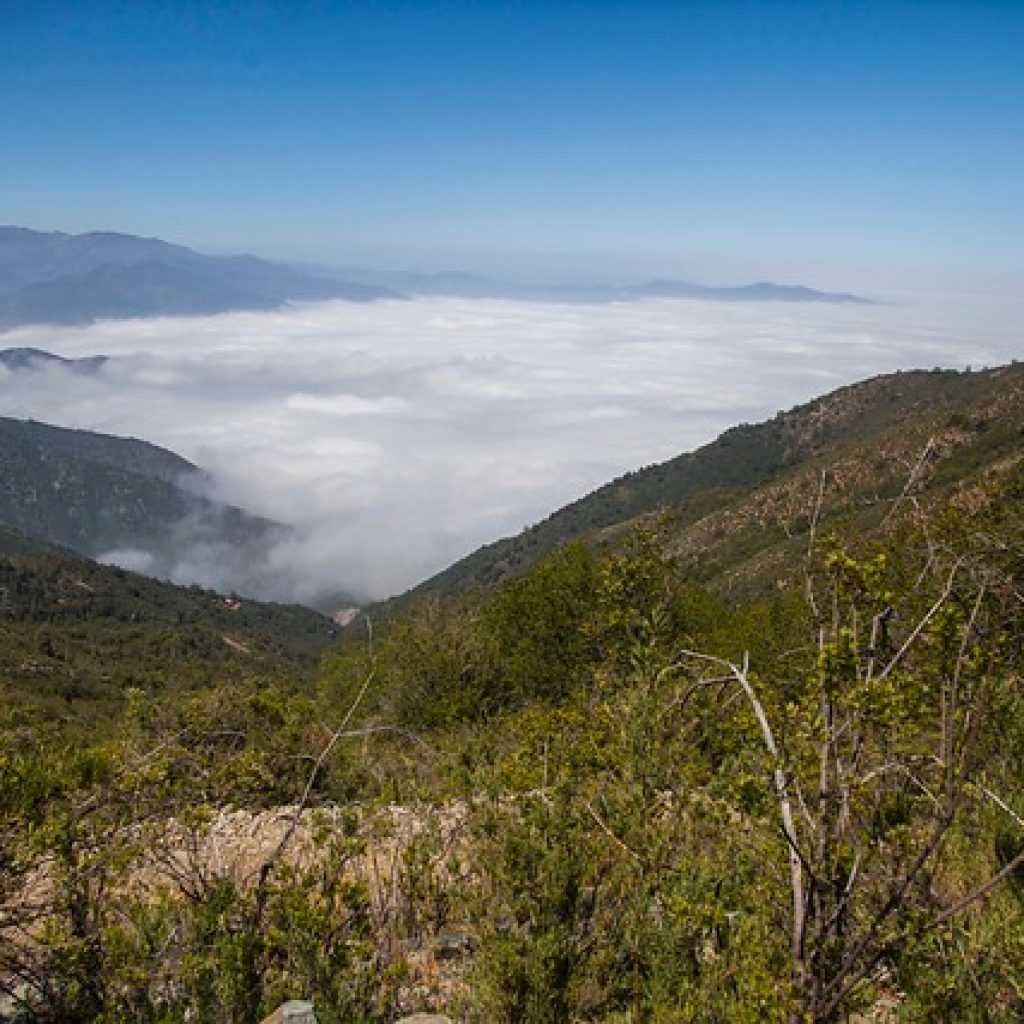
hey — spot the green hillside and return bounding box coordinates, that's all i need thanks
[0,527,338,726]
[0,415,282,569]
[396,363,1024,608]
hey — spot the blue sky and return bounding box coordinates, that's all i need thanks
[3,1,1023,291]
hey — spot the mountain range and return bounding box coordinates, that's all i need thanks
[0,227,401,332]
[338,267,869,304]
[0,346,108,373]
[0,226,868,333]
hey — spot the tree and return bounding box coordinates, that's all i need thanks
[670,528,1024,1021]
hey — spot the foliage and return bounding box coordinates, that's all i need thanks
[0,536,337,727]
[5,438,1024,1021]
[0,683,389,1023]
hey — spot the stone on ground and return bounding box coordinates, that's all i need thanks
[259,1001,317,1024]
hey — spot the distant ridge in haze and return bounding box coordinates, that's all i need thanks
[0,227,869,332]
[0,227,403,332]
[339,269,870,305]
[0,346,108,373]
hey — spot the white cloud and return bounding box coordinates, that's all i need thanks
[1,294,1021,603]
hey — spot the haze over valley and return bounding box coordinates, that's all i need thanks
[4,271,1021,604]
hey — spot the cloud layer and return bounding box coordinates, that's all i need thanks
[2,294,1021,603]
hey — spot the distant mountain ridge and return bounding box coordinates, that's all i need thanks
[0,227,868,332]
[339,268,869,304]
[0,346,108,373]
[0,227,402,332]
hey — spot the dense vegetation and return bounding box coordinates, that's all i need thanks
[2,366,1024,1022]
[0,528,338,726]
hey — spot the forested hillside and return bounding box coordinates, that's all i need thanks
[0,527,338,725]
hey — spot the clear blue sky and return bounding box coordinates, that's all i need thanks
[3,1,1022,291]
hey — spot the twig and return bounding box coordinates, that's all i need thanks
[584,800,644,863]
[256,664,376,890]
[929,849,1024,930]
[805,470,828,622]
[678,649,809,965]
[876,558,963,683]
[881,438,936,526]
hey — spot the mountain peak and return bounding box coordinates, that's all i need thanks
[0,226,403,332]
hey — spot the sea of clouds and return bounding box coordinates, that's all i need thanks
[2,293,1021,604]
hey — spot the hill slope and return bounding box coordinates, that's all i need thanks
[0,526,338,724]
[0,416,284,589]
[393,363,1024,608]
[0,227,402,331]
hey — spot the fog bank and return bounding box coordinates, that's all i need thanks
[2,294,1020,603]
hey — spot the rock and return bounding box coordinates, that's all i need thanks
[394,1016,453,1024]
[260,1001,317,1024]
[431,929,476,960]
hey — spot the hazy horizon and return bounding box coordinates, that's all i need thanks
[6,220,1019,303]
[4,2,1022,296]
[0,220,978,299]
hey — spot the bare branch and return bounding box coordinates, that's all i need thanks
[820,810,955,1017]
[929,848,1024,931]
[881,438,936,527]
[255,659,377,892]
[678,649,808,965]
[944,585,986,783]
[805,470,828,622]
[583,799,644,863]
[876,558,963,683]
[976,783,1024,831]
